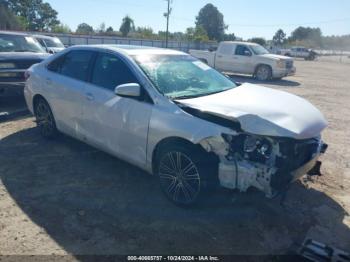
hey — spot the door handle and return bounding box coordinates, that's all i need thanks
[217,55,223,58]
[85,93,94,101]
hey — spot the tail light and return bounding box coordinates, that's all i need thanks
[24,70,30,81]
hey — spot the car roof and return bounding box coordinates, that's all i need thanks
[68,44,186,56]
[220,41,260,46]
[0,30,31,36]
[32,34,59,40]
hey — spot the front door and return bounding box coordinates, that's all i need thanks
[232,45,254,74]
[81,52,153,167]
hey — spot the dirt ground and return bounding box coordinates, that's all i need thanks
[0,58,349,257]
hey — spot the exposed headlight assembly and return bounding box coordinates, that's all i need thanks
[0,63,16,69]
[223,134,272,161]
[244,135,272,159]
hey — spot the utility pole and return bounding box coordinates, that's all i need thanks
[164,0,172,48]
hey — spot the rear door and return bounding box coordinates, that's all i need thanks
[82,51,153,167]
[45,50,95,138]
[214,43,236,72]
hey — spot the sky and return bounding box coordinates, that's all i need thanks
[46,0,350,39]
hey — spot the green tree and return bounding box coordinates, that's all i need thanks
[0,3,23,30]
[106,26,114,33]
[290,26,323,47]
[272,29,286,46]
[195,3,226,41]
[136,27,154,38]
[76,23,94,34]
[97,22,106,34]
[186,26,209,42]
[51,23,71,33]
[4,0,60,31]
[119,16,135,37]
[223,33,236,41]
[248,37,266,46]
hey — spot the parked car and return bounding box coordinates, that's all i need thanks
[32,34,65,54]
[283,47,317,61]
[24,45,328,206]
[189,41,295,81]
[0,31,50,98]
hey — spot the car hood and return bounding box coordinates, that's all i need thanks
[0,52,50,61]
[176,83,327,139]
[260,53,292,61]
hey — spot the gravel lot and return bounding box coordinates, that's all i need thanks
[0,59,349,257]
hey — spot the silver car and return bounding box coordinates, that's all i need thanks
[24,45,328,205]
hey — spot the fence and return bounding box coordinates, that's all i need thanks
[30,32,217,53]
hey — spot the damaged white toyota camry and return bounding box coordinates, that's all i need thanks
[24,45,328,205]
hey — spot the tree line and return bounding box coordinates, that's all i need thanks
[1,0,349,50]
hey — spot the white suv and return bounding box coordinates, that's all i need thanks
[24,45,327,206]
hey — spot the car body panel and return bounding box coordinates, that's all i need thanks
[0,32,49,97]
[189,41,295,79]
[24,45,327,200]
[176,83,327,140]
[32,35,65,54]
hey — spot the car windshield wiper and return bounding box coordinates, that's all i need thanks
[171,94,203,100]
[170,85,236,100]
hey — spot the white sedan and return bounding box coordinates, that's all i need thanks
[24,45,328,206]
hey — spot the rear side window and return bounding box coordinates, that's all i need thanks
[59,50,94,82]
[91,52,138,90]
[218,44,233,55]
[47,55,65,72]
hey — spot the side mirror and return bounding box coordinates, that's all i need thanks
[244,50,252,56]
[114,83,141,98]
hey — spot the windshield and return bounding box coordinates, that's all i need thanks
[132,54,236,99]
[0,35,44,53]
[43,38,64,48]
[250,45,269,55]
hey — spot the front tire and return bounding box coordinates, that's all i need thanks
[255,65,272,81]
[155,144,217,206]
[34,98,58,139]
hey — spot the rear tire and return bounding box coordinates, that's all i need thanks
[34,98,58,139]
[155,143,218,206]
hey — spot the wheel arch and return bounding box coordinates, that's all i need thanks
[32,94,58,127]
[151,136,215,174]
[32,94,48,114]
[254,63,273,78]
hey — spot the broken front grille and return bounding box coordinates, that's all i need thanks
[277,137,320,171]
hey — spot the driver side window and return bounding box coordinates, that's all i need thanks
[235,45,251,56]
[91,52,138,91]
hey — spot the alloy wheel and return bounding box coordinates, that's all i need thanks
[158,151,201,205]
[256,66,270,81]
[35,101,55,137]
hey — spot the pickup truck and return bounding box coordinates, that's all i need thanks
[190,41,295,81]
[283,47,317,61]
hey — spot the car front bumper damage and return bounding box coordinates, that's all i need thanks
[200,135,328,198]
